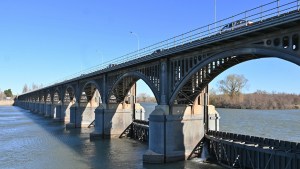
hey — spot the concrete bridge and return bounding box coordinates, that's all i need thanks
[15,0,300,167]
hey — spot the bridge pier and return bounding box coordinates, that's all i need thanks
[90,106,105,139]
[143,104,205,163]
[34,102,39,113]
[44,103,52,118]
[52,103,62,121]
[62,102,72,123]
[66,103,77,128]
[90,102,134,139]
[39,103,45,115]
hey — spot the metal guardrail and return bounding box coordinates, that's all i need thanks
[207,130,300,169]
[23,0,300,95]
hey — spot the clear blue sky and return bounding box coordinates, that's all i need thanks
[0,0,299,95]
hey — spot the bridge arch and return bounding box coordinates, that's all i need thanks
[170,46,300,105]
[62,85,76,122]
[108,71,160,104]
[79,80,102,104]
[51,88,62,119]
[63,85,76,102]
[77,80,102,127]
[52,88,62,102]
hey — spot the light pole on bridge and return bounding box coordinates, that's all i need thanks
[130,31,140,57]
[214,0,217,29]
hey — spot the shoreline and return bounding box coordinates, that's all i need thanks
[0,100,14,106]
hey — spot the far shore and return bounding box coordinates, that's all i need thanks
[0,100,14,106]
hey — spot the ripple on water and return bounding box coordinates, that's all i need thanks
[0,106,224,169]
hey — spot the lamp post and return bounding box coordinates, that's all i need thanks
[130,31,140,57]
[214,0,217,29]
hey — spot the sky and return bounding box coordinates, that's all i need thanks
[0,0,300,96]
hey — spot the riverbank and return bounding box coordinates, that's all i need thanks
[210,92,300,110]
[0,100,14,106]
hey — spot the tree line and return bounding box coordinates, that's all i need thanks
[210,74,300,109]
[136,93,156,103]
[22,83,43,93]
[210,91,300,109]
[0,89,13,100]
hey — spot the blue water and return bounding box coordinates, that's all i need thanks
[0,106,222,169]
[217,108,300,142]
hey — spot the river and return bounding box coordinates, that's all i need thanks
[1,105,299,169]
[0,106,222,169]
[217,108,300,143]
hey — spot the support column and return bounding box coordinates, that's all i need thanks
[66,102,77,128]
[143,105,169,163]
[143,59,170,163]
[90,75,107,139]
[34,103,38,113]
[45,103,52,117]
[90,104,106,139]
[53,102,62,121]
[39,103,45,115]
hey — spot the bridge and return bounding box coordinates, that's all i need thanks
[15,0,300,168]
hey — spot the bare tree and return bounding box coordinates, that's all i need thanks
[22,84,29,93]
[32,83,39,91]
[218,74,248,97]
[137,93,149,102]
[0,88,4,100]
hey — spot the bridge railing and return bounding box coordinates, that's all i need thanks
[23,0,300,94]
[207,130,300,169]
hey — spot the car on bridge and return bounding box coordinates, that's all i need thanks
[221,19,253,33]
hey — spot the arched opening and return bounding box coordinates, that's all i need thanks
[52,90,62,120]
[107,73,159,139]
[45,92,52,117]
[62,86,75,123]
[135,79,157,121]
[209,58,300,142]
[77,82,101,128]
[38,94,45,115]
[168,47,300,160]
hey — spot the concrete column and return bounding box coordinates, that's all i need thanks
[45,103,52,117]
[143,105,169,163]
[29,103,32,111]
[39,103,44,115]
[35,103,38,113]
[62,103,71,123]
[66,102,77,128]
[90,103,133,139]
[90,105,106,139]
[53,103,62,121]
[143,104,205,163]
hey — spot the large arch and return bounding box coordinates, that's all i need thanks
[101,71,159,136]
[62,85,76,123]
[52,88,62,120]
[108,71,160,104]
[170,46,300,105]
[76,80,102,127]
[44,90,52,117]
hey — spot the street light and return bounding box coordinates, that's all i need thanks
[130,31,140,57]
[214,0,217,29]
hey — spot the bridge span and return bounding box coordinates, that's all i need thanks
[15,0,300,167]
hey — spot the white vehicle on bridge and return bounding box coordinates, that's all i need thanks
[221,19,253,33]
